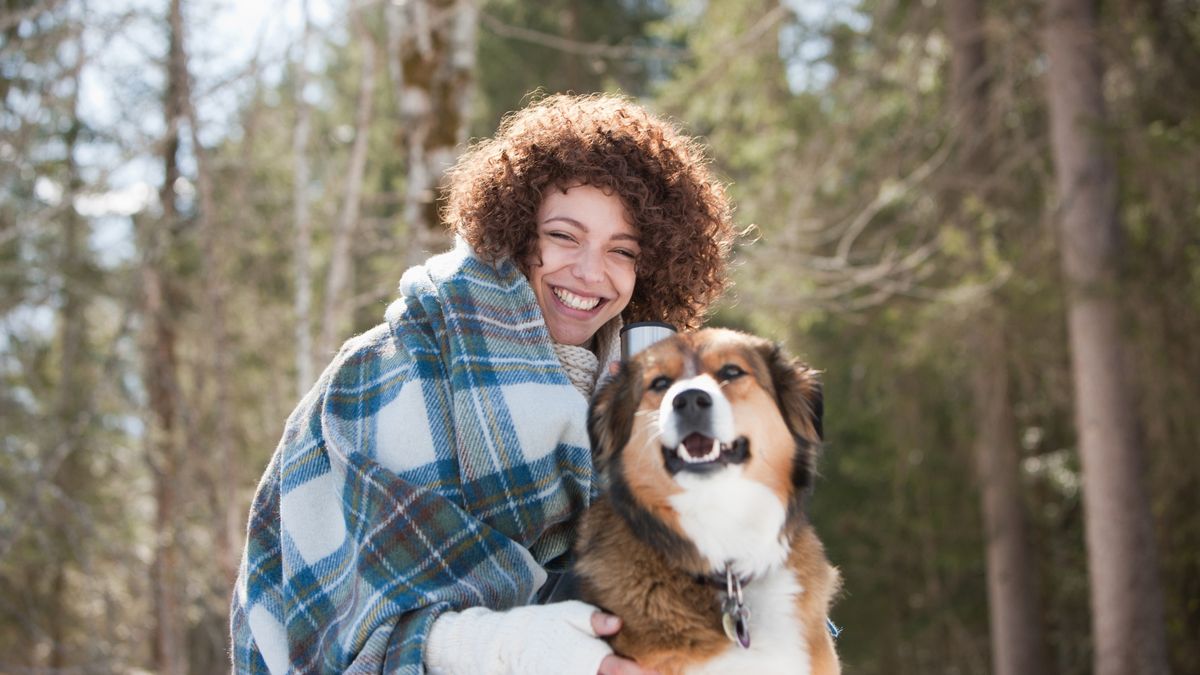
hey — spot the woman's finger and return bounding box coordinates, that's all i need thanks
[590,611,622,636]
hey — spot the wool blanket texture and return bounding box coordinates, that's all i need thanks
[231,240,608,673]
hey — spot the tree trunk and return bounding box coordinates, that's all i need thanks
[946,1,1048,673]
[1043,1,1170,674]
[319,0,376,358]
[148,0,189,671]
[142,221,186,675]
[969,317,1048,675]
[392,0,477,267]
[176,0,238,591]
[49,68,89,671]
[293,0,315,396]
[946,0,989,168]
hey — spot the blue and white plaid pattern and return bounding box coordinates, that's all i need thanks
[231,241,597,673]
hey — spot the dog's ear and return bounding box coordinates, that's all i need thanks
[588,360,641,474]
[764,343,823,444]
[761,342,823,498]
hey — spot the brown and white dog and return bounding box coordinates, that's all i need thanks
[576,328,840,675]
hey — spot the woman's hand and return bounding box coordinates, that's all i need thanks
[425,601,659,675]
[591,612,660,675]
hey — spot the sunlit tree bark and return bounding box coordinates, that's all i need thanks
[390,0,476,266]
[1043,1,1170,673]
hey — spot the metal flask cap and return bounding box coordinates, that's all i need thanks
[620,322,677,361]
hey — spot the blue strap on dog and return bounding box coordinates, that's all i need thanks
[826,617,843,639]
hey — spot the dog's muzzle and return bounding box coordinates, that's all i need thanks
[662,388,750,474]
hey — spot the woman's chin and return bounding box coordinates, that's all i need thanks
[551,330,592,347]
[547,321,599,347]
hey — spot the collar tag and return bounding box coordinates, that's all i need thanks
[720,564,752,649]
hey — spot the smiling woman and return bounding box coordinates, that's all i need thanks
[231,93,738,675]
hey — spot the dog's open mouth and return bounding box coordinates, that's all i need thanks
[662,433,750,474]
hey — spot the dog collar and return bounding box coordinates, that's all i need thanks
[699,566,754,589]
[705,565,842,647]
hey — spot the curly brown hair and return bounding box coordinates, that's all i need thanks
[442,93,736,331]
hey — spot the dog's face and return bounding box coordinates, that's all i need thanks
[589,328,823,576]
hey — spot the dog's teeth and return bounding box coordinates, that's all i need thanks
[677,438,724,464]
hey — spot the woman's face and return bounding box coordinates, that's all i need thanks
[527,184,639,346]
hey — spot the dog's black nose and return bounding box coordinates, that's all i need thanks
[672,389,712,412]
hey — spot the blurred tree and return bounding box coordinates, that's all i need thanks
[1111,2,1200,667]
[945,1,1048,673]
[292,0,316,394]
[46,32,91,671]
[1043,0,1171,673]
[143,1,191,671]
[319,0,378,358]
[388,0,477,266]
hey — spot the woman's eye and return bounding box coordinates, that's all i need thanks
[716,364,745,381]
[612,248,638,260]
[649,376,673,392]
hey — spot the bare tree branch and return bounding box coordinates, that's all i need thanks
[834,139,953,263]
[478,10,685,61]
[659,4,792,111]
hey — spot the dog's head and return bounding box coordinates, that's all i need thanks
[588,327,823,577]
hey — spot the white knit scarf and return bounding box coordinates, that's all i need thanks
[552,318,623,398]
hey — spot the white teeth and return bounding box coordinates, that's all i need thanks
[553,287,601,311]
[678,438,722,464]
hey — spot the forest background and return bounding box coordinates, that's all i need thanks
[2,0,1197,673]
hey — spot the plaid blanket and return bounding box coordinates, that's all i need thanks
[231,240,598,673]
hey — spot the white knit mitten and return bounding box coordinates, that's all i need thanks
[424,601,613,675]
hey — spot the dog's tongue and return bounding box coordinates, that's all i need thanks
[681,433,715,459]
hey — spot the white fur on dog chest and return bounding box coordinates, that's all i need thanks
[684,568,811,675]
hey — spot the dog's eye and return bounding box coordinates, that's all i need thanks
[649,375,673,392]
[716,364,746,381]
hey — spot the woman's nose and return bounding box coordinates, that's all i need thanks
[571,248,606,284]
